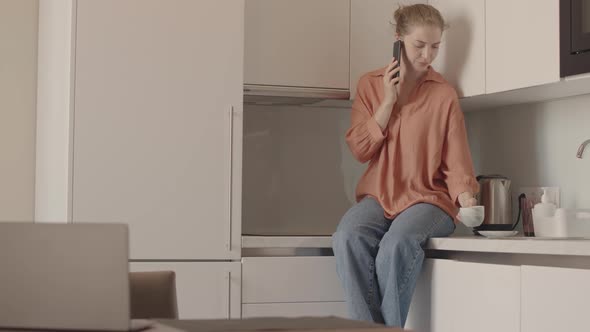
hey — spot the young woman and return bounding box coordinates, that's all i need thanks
[332,4,479,327]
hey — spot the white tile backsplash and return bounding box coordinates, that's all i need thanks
[243,104,365,235]
[465,93,590,210]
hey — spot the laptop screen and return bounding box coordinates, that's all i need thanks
[0,222,131,331]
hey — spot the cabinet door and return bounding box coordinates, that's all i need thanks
[452,261,520,332]
[485,0,559,93]
[407,259,520,332]
[406,258,455,332]
[130,262,241,319]
[244,0,349,89]
[522,265,590,332]
[350,0,425,99]
[429,0,485,97]
[72,0,243,260]
[242,257,344,303]
[242,303,348,319]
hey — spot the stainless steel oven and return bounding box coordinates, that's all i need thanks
[561,0,590,76]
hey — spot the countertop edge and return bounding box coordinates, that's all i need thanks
[427,236,590,256]
[242,235,590,256]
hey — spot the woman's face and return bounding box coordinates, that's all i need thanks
[399,25,442,74]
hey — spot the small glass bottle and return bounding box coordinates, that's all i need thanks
[521,194,535,237]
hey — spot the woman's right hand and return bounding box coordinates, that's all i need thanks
[382,57,400,106]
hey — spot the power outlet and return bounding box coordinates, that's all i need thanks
[518,186,561,207]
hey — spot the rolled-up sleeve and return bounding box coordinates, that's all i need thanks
[440,98,480,205]
[345,77,387,163]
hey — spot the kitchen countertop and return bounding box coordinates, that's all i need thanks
[242,235,590,256]
[427,236,590,256]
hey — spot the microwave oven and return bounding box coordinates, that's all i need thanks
[560,0,590,76]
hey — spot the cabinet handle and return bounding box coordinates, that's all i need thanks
[227,106,234,252]
[226,270,232,319]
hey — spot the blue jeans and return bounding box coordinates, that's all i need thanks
[332,197,455,327]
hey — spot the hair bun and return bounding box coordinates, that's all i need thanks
[392,4,446,36]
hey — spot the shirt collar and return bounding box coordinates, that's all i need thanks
[368,65,445,84]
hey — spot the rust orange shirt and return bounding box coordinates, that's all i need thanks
[346,66,479,222]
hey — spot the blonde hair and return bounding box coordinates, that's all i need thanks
[393,4,447,36]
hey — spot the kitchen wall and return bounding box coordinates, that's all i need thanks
[243,92,590,236]
[0,0,38,221]
[243,104,358,235]
[464,92,590,216]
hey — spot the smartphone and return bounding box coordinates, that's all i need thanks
[392,40,402,82]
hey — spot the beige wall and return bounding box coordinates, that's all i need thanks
[0,0,38,221]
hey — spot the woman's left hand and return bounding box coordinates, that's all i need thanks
[458,192,477,207]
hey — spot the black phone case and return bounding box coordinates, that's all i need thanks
[392,40,402,81]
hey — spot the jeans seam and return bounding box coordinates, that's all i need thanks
[367,235,383,314]
[367,260,375,310]
[397,212,447,295]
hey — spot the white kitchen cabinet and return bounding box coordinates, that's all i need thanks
[242,256,344,303]
[242,302,348,319]
[241,256,346,319]
[406,258,455,332]
[451,261,520,332]
[521,265,590,332]
[350,0,425,99]
[407,259,519,332]
[428,0,485,98]
[485,0,559,94]
[244,0,350,89]
[69,0,243,260]
[130,262,241,319]
[37,0,244,320]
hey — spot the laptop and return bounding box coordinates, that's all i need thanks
[0,222,152,331]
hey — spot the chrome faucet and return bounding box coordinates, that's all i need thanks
[577,139,590,158]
